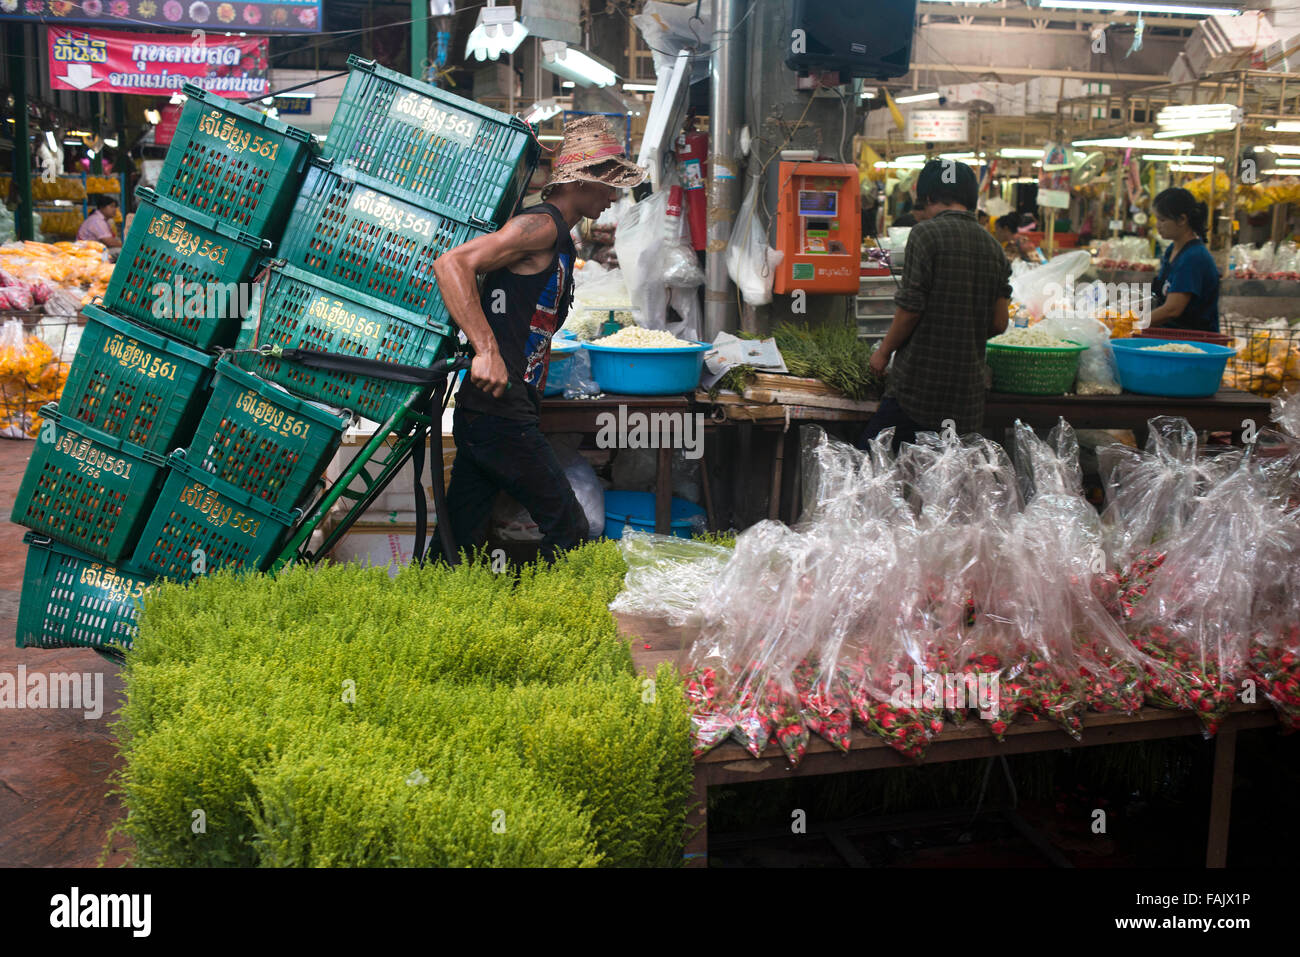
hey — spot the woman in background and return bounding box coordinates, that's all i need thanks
[994,213,1035,262]
[1149,187,1219,333]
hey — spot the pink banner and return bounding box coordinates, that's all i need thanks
[48,26,269,98]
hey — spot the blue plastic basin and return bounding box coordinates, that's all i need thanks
[603,490,706,540]
[1110,337,1236,398]
[581,340,709,396]
[544,338,580,397]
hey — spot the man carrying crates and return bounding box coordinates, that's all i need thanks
[433,116,646,562]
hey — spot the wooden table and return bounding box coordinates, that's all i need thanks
[538,394,714,535]
[686,703,1278,868]
[982,388,1273,446]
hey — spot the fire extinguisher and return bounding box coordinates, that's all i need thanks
[677,120,708,253]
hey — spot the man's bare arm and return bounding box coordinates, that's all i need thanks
[432,214,557,398]
[990,297,1009,336]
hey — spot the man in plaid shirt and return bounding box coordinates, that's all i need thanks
[860,160,1011,450]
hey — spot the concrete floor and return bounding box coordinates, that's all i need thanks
[0,437,132,867]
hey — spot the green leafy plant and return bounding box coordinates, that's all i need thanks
[111,541,693,868]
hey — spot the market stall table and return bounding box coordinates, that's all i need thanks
[982,388,1273,446]
[684,702,1278,869]
[539,394,716,534]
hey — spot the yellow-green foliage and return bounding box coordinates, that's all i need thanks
[112,541,692,867]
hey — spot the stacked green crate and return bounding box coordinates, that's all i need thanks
[13,85,318,656]
[237,58,539,426]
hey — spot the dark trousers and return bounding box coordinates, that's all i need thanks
[855,396,922,453]
[447,408,588,563]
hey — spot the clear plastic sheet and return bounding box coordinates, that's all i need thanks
[1273,390,1300,439]
[1249,510,1300,730]
[1126,458,1289,736]
[608,532,732,626]
[611,415,1299,762]
[1099,416,1201,574]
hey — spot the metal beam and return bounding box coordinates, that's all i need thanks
[907,63,1168,83]
[7,24,33,241]
[921,7,1201,30]
[705,0,745,340]
[411,0,428,81]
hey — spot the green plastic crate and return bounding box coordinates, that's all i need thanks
[155,84,317,239]
[131,450,299,584]
[323,55,539,229]
[104,187,271,349]
[61,304,216,455]
[276,159,488,318]
[188,358,349,511]
[16,532,156,656]
[11,406,169,563]
[234,262,453,424]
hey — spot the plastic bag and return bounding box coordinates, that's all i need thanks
[0,285,32,311]
[1098,416,1201,572]
[1036,311,1121,395]
[662,185,704,289]
[614,191,672,331]
[562,348,602,398]
[1126,460,1285,737]
[489,440,603,540]
[726,179,783,307]
[608,531,733,626]
[1010,249,1092,323]
[555,441,604,538]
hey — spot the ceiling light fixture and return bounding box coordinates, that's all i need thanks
[466,4,528,62]
[541,40,617,87]
[1073,137,1193,149]
[1038,1,1241,15]
[1140,153,1224,162]
[894,91,941,105]
[524,97,563,124]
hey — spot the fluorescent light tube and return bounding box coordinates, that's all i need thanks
[1038,1,1242,15]
[895,92,940,104]
[1140,154,1223,162]
[1073,137,1194,149]
[541,41,617,87]
[1153,127,1226,138]
[622,83,657,92]
[999,148,1044,158]
[1168,164,1215,172]
[1266,121,1300,133]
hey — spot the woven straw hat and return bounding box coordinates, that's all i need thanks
[541,115,647,198]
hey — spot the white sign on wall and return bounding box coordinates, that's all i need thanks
[905,110,970,143]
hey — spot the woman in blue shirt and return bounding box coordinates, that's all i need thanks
[1149,187,1220,332]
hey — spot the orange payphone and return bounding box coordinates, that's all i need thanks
[772,161,862,295]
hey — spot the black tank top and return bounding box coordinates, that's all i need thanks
[455,203,576,422]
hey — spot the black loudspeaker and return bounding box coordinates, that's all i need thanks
[785,0,917,79]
